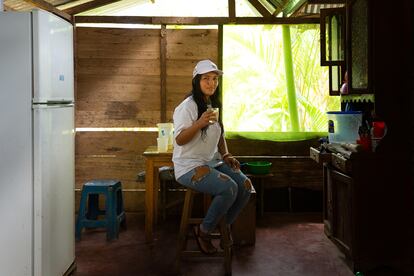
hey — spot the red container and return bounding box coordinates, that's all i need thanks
[372,121,386,138]
[357,137,372,152]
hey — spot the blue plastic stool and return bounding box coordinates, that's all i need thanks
[76,179,126,241]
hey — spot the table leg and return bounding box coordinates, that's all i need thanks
[153,168,159,225]
[259,179,264,217]
[145,160,154,243]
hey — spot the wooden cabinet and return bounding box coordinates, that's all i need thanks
[311,147,405,273]
[324,164,355,265]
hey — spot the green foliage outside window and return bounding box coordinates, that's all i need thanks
[222,24,340,141]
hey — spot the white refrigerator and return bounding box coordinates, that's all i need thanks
[0,9,75,276]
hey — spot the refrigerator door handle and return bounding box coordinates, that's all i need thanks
[33,103,74,109]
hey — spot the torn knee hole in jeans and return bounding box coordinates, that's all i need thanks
[218,173,230,181]
[244,179,252,190]
[191,166,210,182]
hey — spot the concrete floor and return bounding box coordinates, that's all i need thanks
[74,212,355,276]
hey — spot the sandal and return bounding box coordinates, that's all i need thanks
[193,225,217,254]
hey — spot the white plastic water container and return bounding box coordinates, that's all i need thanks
[327,111,362,143]
[157,123,173,148]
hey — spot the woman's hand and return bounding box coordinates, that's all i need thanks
[196,110,215,127]
[223,154,240,170]
[176,110,215,146]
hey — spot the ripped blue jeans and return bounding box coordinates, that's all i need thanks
[176,162,252,232]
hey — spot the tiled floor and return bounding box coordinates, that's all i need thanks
[74,212,355,276]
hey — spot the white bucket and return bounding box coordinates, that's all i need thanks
[327,111,362,144]
[157,123,173,147]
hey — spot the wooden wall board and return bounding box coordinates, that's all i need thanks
[228,138,320,156]
[76,27,162,128]
[76,131,156,156]
[76,77,161,101]
[77,58,160,76]
[76,27,160,45]
[165,28,219,121]
[75,131,158,189]
[238,157,323,191]
[75,130,156,211]
[75,103,160,127]
[76,45,160,60]
[75,156,145,189]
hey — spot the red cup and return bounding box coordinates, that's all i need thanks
[372,121,385,138]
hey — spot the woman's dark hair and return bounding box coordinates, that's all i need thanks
[190,74,223,138]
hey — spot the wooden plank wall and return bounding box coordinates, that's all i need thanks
[166,28,219,120]
[75,26,322,213]
[75,27,219,212]
[76,27,161,127]
[229,138,323,191]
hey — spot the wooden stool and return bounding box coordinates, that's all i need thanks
[137,167,183,220]
[176,189,232,275]
[75,179,126,241]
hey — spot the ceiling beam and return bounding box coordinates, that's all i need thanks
[247,0,273,17]
[282,0,307,16]
[62,0,121,15]
[23,0,72,22]
[307,0,345,3]
[74,15,319,25]
[3,4,16,11]
[272,0,290,16]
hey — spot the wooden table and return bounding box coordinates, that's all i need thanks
[143,146,173,242]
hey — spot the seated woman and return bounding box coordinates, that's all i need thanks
[172,59,252,254]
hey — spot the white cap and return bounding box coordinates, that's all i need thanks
[192,59,223,78]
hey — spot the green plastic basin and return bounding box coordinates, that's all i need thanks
[246,161,272,175]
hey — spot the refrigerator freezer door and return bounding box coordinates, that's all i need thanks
[0,12,33,276]
[33,105,75,276]
[32,9,74,103]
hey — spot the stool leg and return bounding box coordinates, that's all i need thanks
[105,187,117,240]
[219,220,232,275]
[161,180,167,221]
[117,188,127,229]
[260,179,264,217]
[76,190,89,240]
[176,190,194,271]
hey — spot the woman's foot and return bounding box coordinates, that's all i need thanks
[193,225,217,254]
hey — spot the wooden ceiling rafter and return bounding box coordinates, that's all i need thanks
[62,0,121,15]
[23,0,72,22]
[272,0,290,16]
[247,0,273,18]
[3,3,16,10]
[307,0,345,3]
[74,15,319,25]
[282,0,307,15]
